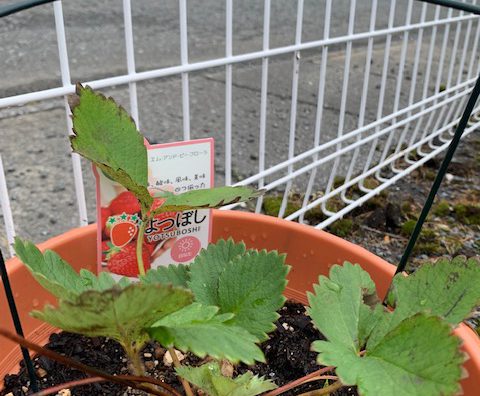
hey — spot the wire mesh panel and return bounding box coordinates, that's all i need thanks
[1,0,480,256]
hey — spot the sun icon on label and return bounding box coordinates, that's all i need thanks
[178,238,194,252]
[171,236,201,262]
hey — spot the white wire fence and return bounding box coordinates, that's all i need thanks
[1,0,480,256]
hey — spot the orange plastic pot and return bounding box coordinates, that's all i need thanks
[1,210,479,393]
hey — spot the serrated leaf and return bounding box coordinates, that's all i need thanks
[314,314,464,396]
[188,239,247,306]
[357,304,389,345]
[369,256,480,349]
[14,238,130,301]
[149,303,264,364]
[217,250,289,341]
[69,84,152,211]
[80,269,130,291]
[391,256,480,325]
[189,240,288,340]
[14,238,89,301]
[176,362,277,396]
[141,264,189,287]
[307,262,378,351]
[96,164,152,212]
[32,284,193,345]
[152,186,263,213]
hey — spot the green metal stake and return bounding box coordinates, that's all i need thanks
[396,72,480,274]
[0,0,55,18]
[0,250,38,392]
[419,0,480,15]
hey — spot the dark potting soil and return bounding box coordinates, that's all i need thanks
[2,301,357,396]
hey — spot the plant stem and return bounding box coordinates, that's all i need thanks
[297,380,344,396]
[301,376,338,384]
[124,341,146,377]
[123,341,166,396]
[168,347,194,396]
[30,377,107,396]
[263,366,335,396]
[0,329,180,396]
[136,217,148,276]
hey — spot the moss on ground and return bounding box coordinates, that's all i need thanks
[329,219,354,237]
[425,169,436,181]
[401,219,417,236]
[333,176,345,189]
[262,192,350,224]
[453,203,480,225]
[303,205,327,223]
[400,198,417,218]
[433,200,450,217]
[401,220,436,239]
[263,196,301,218]
[325,196,344,213]
[362,177,380,190]
[401,219,444,254]
[413,241,444,255]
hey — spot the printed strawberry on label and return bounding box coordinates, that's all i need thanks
[105,213,141,246]
[109,191,141,215]
[110,220,137,247]
[106,242,151,277]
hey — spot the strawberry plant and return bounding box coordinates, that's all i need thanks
[7,84,480,396]
[10,84,283,395]
[14,236,287,395]
[304,258,480,396]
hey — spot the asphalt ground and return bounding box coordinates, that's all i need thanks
[0,0,472,252]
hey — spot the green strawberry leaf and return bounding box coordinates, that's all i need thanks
[149,303,264,364]
[141,264,190,287]
[189,240,288,341]
[14,238,130,301]
[216,250,289,341]
[152,186,263,213]
[307,262,378,351]
[14,238,89,301]
[79,269,131,291]
[32,283,193,346]
[176,362,277,396]
[313,314,463,396]
[369,256,480,349]
[391,256,480,325]
[69,84,152,212]
[309,262,467,396]
[188,239,247,306]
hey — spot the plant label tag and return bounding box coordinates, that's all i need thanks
[95,138,214,279]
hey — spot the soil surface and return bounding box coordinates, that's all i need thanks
[2,301,356,396]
